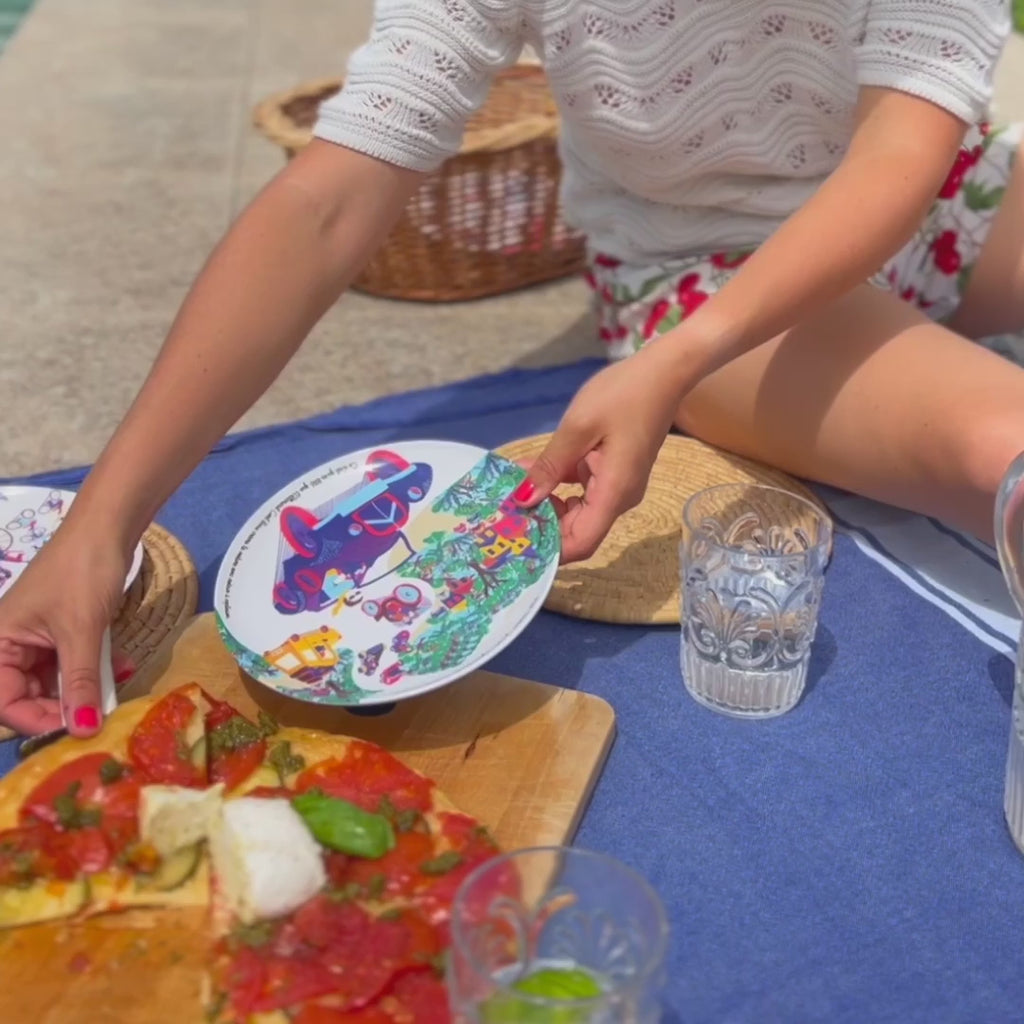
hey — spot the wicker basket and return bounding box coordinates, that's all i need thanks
[252,65,586,302]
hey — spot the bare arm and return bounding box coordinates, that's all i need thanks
[67,140,421,552]
[525,87,971,560]
[646,87,967,387]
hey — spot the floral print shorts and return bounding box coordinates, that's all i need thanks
[587,122,1022,363]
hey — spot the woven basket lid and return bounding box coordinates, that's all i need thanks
[495,433,829,625]
[0,523,198,741]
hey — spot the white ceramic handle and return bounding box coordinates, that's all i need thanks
[59,625,117,726]
[98,626,117,714]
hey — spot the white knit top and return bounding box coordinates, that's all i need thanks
[313,0,1011,263]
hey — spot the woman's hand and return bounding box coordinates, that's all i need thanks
[0,525,131,737]
[515,342,688,563]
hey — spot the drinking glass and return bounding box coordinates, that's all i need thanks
[680,483,832,718]
[1003,623,1024,854]
[447,846,669,1023]
[996,450,1024,852]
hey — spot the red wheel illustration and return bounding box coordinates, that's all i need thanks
[280,506,318,558]
[366,449,412,482]
[294,568,322,594]
[383,602,406,625]
[273,582,305,614]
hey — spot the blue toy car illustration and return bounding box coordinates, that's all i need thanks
[272,449,433,615]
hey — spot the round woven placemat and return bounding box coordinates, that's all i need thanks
[0,523,198,741]
[495,433,829,626]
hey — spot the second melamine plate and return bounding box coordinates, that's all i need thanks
[0,485,144,599]
[213,440,560,706]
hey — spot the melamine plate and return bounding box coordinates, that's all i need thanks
[0,486,144,598]
[213,441,560,706]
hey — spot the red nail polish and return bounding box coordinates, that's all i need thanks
[73,706,100,730]
[114,667,134,685]
[512,479,537,504]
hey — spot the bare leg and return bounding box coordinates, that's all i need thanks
[676,283,1024,542]
[676,133,1024,543]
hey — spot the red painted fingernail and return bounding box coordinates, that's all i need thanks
[114,666,134,684]
[73,706,100,730]
[512,479,536,504]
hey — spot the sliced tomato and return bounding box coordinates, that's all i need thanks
[127,690,205,787]
[0,821,117,883]
[384,968,451,1021]
[432,813,503,887]
[295,743,434,814]
[286,896,441,1011]
[292,894,372,951]
[218,897,444,1017]
[20,752,142,827]
[44,825,112,876]
[210,741,265,791]
[321,905,442,1007]
[204,697,235,730]
[222,945,265,1017]
[0,824,60,885]
[205,699,268,792]
[340,830,435,900]
[310,905,440,974]
[338,813,506,934]
[324,852,350,888]
[381,908,441,965]
[251,957,339,1014]
[222,901,373,1014]
[411,816,513,937]
[293,1004,392,1024]
[222,944,336,1018]
[437,813,495,851]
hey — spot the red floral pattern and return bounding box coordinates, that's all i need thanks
[938,121,990,199]
[931,230,962,275]
[710,251,752,269]
[586,121,1018,360]
[938,144,983,199]
[641,299,672,340]
[677,273,709,313]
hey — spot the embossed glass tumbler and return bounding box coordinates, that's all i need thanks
[447,846,669,1023]
[680,483,832,719]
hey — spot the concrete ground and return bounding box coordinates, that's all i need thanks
[1,0,1023,476]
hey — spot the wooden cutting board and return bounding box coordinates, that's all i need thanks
[0,613,615,1023]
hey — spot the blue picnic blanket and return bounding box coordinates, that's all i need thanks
[2,358,1022,1023]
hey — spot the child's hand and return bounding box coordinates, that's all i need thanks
[514,344,687,563]
[0,527,130,737]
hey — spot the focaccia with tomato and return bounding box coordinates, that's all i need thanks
[0,684,213,926]
[0,684,512,1023]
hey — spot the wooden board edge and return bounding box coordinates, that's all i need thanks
[560,705,616,845]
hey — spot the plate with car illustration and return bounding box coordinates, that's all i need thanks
[213,440,561,707]
[0,485,144,599]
